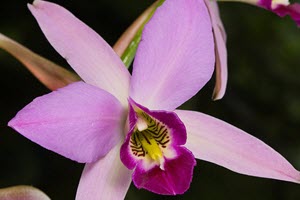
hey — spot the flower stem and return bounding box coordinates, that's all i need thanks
[120,0,165,68]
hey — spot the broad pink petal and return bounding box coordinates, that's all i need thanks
[76,142,132,200]
[0,185,50,200]
[130,0,215,111]
[204,0,228,100]
[175,110,300,183]
[0,33,80,90]
[28,0,131,106]
[8,82,125,163]
[132,147,196,195]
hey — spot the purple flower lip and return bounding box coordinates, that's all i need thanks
[120,99,196,194]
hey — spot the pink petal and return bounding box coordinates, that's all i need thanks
[175,110,300,183]
[132,147,196,195]
[28,0,130,106]
[0,185,50,200]
[0,33,80,91]
[204,0,228,100]
[76,142,132,200]
[8,82,125,163]
[130,0,215,111]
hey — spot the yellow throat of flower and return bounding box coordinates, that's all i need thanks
[138,131,164,164]
[133,111,166,169]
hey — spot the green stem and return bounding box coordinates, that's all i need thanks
[121,0,165,68]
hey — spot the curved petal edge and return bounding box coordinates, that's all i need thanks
[204,0,228,100]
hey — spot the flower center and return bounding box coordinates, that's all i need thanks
[130,112,171,169]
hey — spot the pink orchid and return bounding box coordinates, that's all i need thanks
[257,0,300,26]
[220,0,300,26]
[8,0,300,199]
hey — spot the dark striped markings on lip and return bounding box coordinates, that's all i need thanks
[130,112,170,161]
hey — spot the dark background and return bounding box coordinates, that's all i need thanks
[1,0,300,199]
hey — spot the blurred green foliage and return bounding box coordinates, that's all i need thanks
[0,0,299,199]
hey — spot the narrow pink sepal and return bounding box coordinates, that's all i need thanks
[130,0,215,111]
[132,147,196,195]
[0,185,50,200]
[204,0,228,100]
[0,33,80,90]
[9,82,125,163]
[76,142,132,200]
[28,0,131,106]
[175,110,300,183]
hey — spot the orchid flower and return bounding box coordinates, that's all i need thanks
[257,0,300,26]
[7,0,300,199]
[219,0,300,26]
[0,185,50,200]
